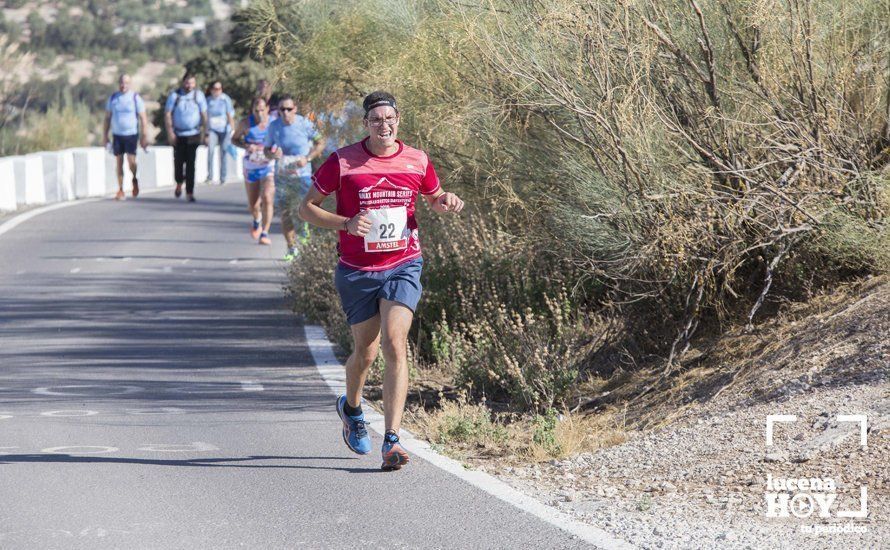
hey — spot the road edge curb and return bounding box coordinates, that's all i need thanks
[304,323,636,550]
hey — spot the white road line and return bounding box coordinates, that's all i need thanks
[41,446,118,454]
[0,199,101,238]
[136,442,218,452]
[33,385,143,397]
[0,184,177,239]
[304,324,634,550]
[240,381,264,392]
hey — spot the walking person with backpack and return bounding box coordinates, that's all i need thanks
[164,72,208,202]
[205,80,236,185]
[298,91,464,470]
[102,74,149,200]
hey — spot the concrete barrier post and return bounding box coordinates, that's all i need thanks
[0,158,16,211]
[40,150,76,203]
[139,147,174,189]
[223,147,244,184]
[71,147,106,198]
[13,155,46,205]
[194,145,209,184]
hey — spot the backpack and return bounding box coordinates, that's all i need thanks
[172,89,200,131]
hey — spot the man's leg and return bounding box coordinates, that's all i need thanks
[219,132,230,183]
[185,142,198,196]
[276,177,297,248]
[346,314,381,409]
[126,153,138,196]
[296,176,312,242]
[379,299,414,433]
[206,131,217,183]
[173,140,185,195]
[115,154,124,190]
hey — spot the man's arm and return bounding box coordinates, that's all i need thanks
[298,186,370,236]
[102,112,111,146]
[200,112,208,143]
[425,188,465,214]
[138,112,149,150]
[306,137,326,162]
[164,111,176,146]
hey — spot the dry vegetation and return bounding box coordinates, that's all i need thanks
[267,0,888,458]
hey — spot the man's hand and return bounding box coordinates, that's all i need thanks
[295,156,308,168]
[140,137,149,151]
[167,132,177,146]
[345,210,371,237]
[433,192,464,214]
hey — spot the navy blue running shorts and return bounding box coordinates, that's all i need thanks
[113,134,138,156]
[334,258,423,325]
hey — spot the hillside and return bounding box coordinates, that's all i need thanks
[491,276,889,549]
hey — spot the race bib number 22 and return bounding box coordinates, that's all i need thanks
[364,207,408,252]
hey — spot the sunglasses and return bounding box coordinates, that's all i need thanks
[280,107,295,112]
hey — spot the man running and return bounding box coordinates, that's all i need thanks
[205,80,236,185]
[232,97,274,245]
[263,94,325,261]
[164,72,208,202]
[298,91,464,470]
[102,74,148,200]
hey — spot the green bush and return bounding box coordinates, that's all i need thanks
[263,0,888,407]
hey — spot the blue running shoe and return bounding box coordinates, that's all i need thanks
[336,395,371,455]
[381,431,410,471]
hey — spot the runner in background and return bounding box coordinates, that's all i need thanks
[205,80,235,185]
[263,94,325,261]
[317,98,363,167]
[256,79,279,120]
[232,96,275,245]
[164,72,208,202]
[102,74,148,200]
[298,91,464,470]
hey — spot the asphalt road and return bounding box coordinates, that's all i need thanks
[0,184,587,549]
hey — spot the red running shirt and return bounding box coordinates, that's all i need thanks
[312,138,441,271]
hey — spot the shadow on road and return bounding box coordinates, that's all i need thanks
[0,454,383,473]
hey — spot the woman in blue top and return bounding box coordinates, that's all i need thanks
[232,97,275,245]
[205,80,236,185]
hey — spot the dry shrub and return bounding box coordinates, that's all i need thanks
[408,397,509,458]
[409,397,627,462]
[419,211,614,411]
[260,0,888,413]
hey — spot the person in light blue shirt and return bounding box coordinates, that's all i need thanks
[164,72,208,201]
[263,94,326,260]
[102,74,148,200]
[204,80,235,185]
[318,99,363,160]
